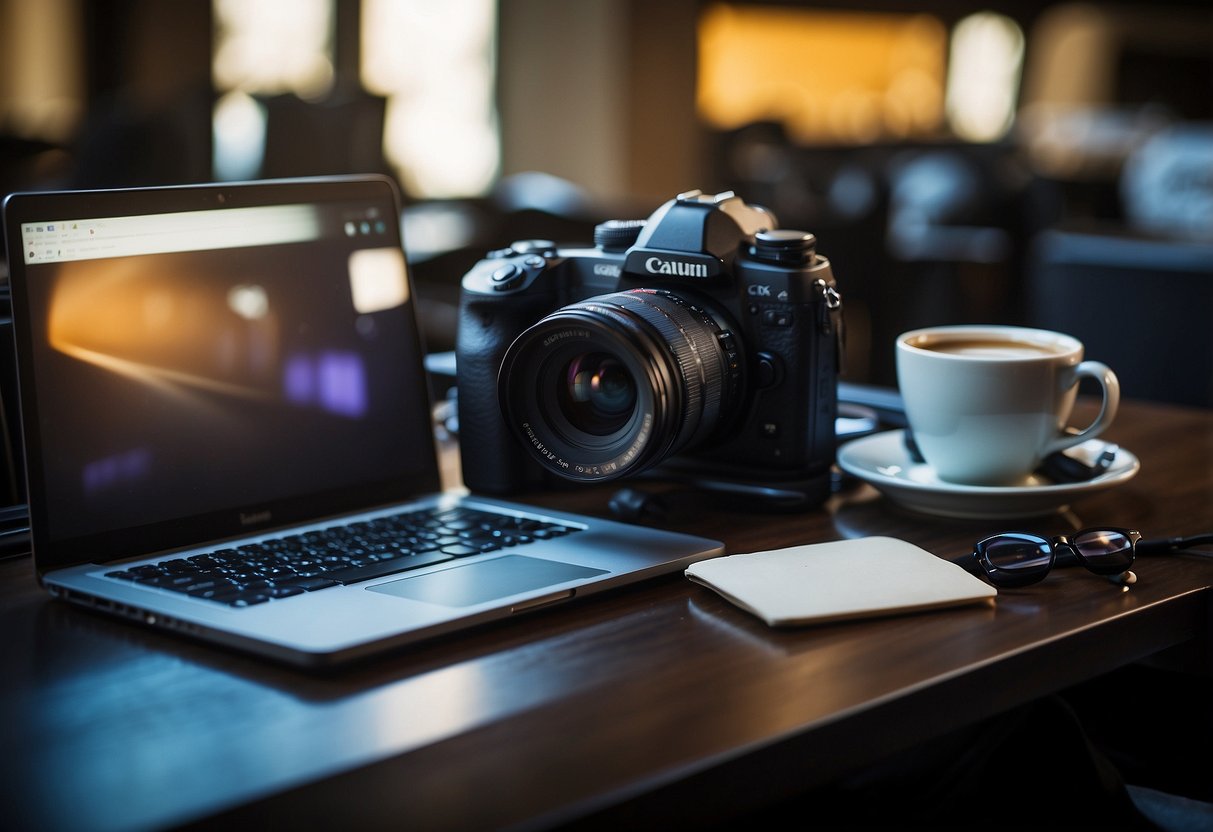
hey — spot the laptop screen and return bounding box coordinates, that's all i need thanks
[4,176,441,570]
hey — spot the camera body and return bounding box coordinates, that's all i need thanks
[456,189,843,508]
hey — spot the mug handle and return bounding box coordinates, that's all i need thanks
[1045,361,1120,455]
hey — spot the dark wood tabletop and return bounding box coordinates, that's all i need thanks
[2,397,1211,831]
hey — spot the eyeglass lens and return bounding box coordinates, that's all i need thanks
[981,534,1052,572]
[978,533,1054,586]
[1069,529,1136,575]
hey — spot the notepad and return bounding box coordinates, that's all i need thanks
[685,536,997,627]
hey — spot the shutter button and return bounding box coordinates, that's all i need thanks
[491,263,525,291]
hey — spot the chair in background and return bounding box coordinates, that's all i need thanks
[1025,123,1213,408]
[259,86,394,181]
[872,144,1039,386]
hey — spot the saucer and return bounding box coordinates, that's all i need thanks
[836,430,1140,519]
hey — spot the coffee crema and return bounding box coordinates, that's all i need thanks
[917,338,1067,358]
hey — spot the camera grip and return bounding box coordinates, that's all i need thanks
[456,294,551,494]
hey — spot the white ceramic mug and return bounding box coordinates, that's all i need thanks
[895,325,1120,485]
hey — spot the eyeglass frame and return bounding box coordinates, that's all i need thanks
[955,527,1142,588]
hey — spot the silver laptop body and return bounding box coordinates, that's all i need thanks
[3,175,723,668]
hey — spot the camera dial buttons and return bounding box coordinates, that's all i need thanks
[751,229,817,267]
[490,263,526,291]
[756,351,782,388]
[510,239,557,256]
[762,309,794,327]
[594,219,646,251]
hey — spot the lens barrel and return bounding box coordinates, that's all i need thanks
[498,289,740,482]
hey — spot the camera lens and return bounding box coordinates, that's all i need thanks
[498,289,741,482]
[559,352,637,435]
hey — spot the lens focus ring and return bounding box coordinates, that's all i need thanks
[598,290,726,445]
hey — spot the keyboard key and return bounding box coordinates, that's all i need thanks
[282,576,339,592]
[227,593,272,607]
[438,543,482,558]
[324,550,454,585]
[206,588,272,606]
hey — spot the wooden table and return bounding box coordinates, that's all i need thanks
[2,397,1211,831]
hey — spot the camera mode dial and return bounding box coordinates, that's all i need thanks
[508,239,558,256]
[594,219,646,252]
[750,229,817,267]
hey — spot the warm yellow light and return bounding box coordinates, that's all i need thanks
[697,4,947,144]
[48,258,280,400]
[946,12,1024,142]
[361,0,499,197]
[211,0,334,180]
[348,247,409,314]
[212,0,334,97]
[208,0,498,195]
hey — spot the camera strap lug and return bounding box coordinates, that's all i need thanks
[814,278,845,372]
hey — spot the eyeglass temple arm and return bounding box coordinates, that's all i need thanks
[948,552,984,574]
[1136,534,1213,556]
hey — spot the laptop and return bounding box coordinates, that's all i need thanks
[2,175,724,668]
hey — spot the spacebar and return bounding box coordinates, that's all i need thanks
[326,551,455,585]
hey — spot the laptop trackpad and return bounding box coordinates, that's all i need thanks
[367,555,608,607]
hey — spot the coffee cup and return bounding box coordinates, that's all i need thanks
[895,325,1120,486]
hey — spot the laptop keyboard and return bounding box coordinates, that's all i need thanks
[104,506,581,607]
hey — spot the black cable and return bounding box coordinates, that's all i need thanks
[1136,534,1213,556]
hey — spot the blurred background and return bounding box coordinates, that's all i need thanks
[1,0,1211,408]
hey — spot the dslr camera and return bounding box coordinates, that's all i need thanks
[455,189,844,508]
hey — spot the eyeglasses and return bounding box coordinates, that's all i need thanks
[902,429,1118,483]
[957,528,1142,588]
